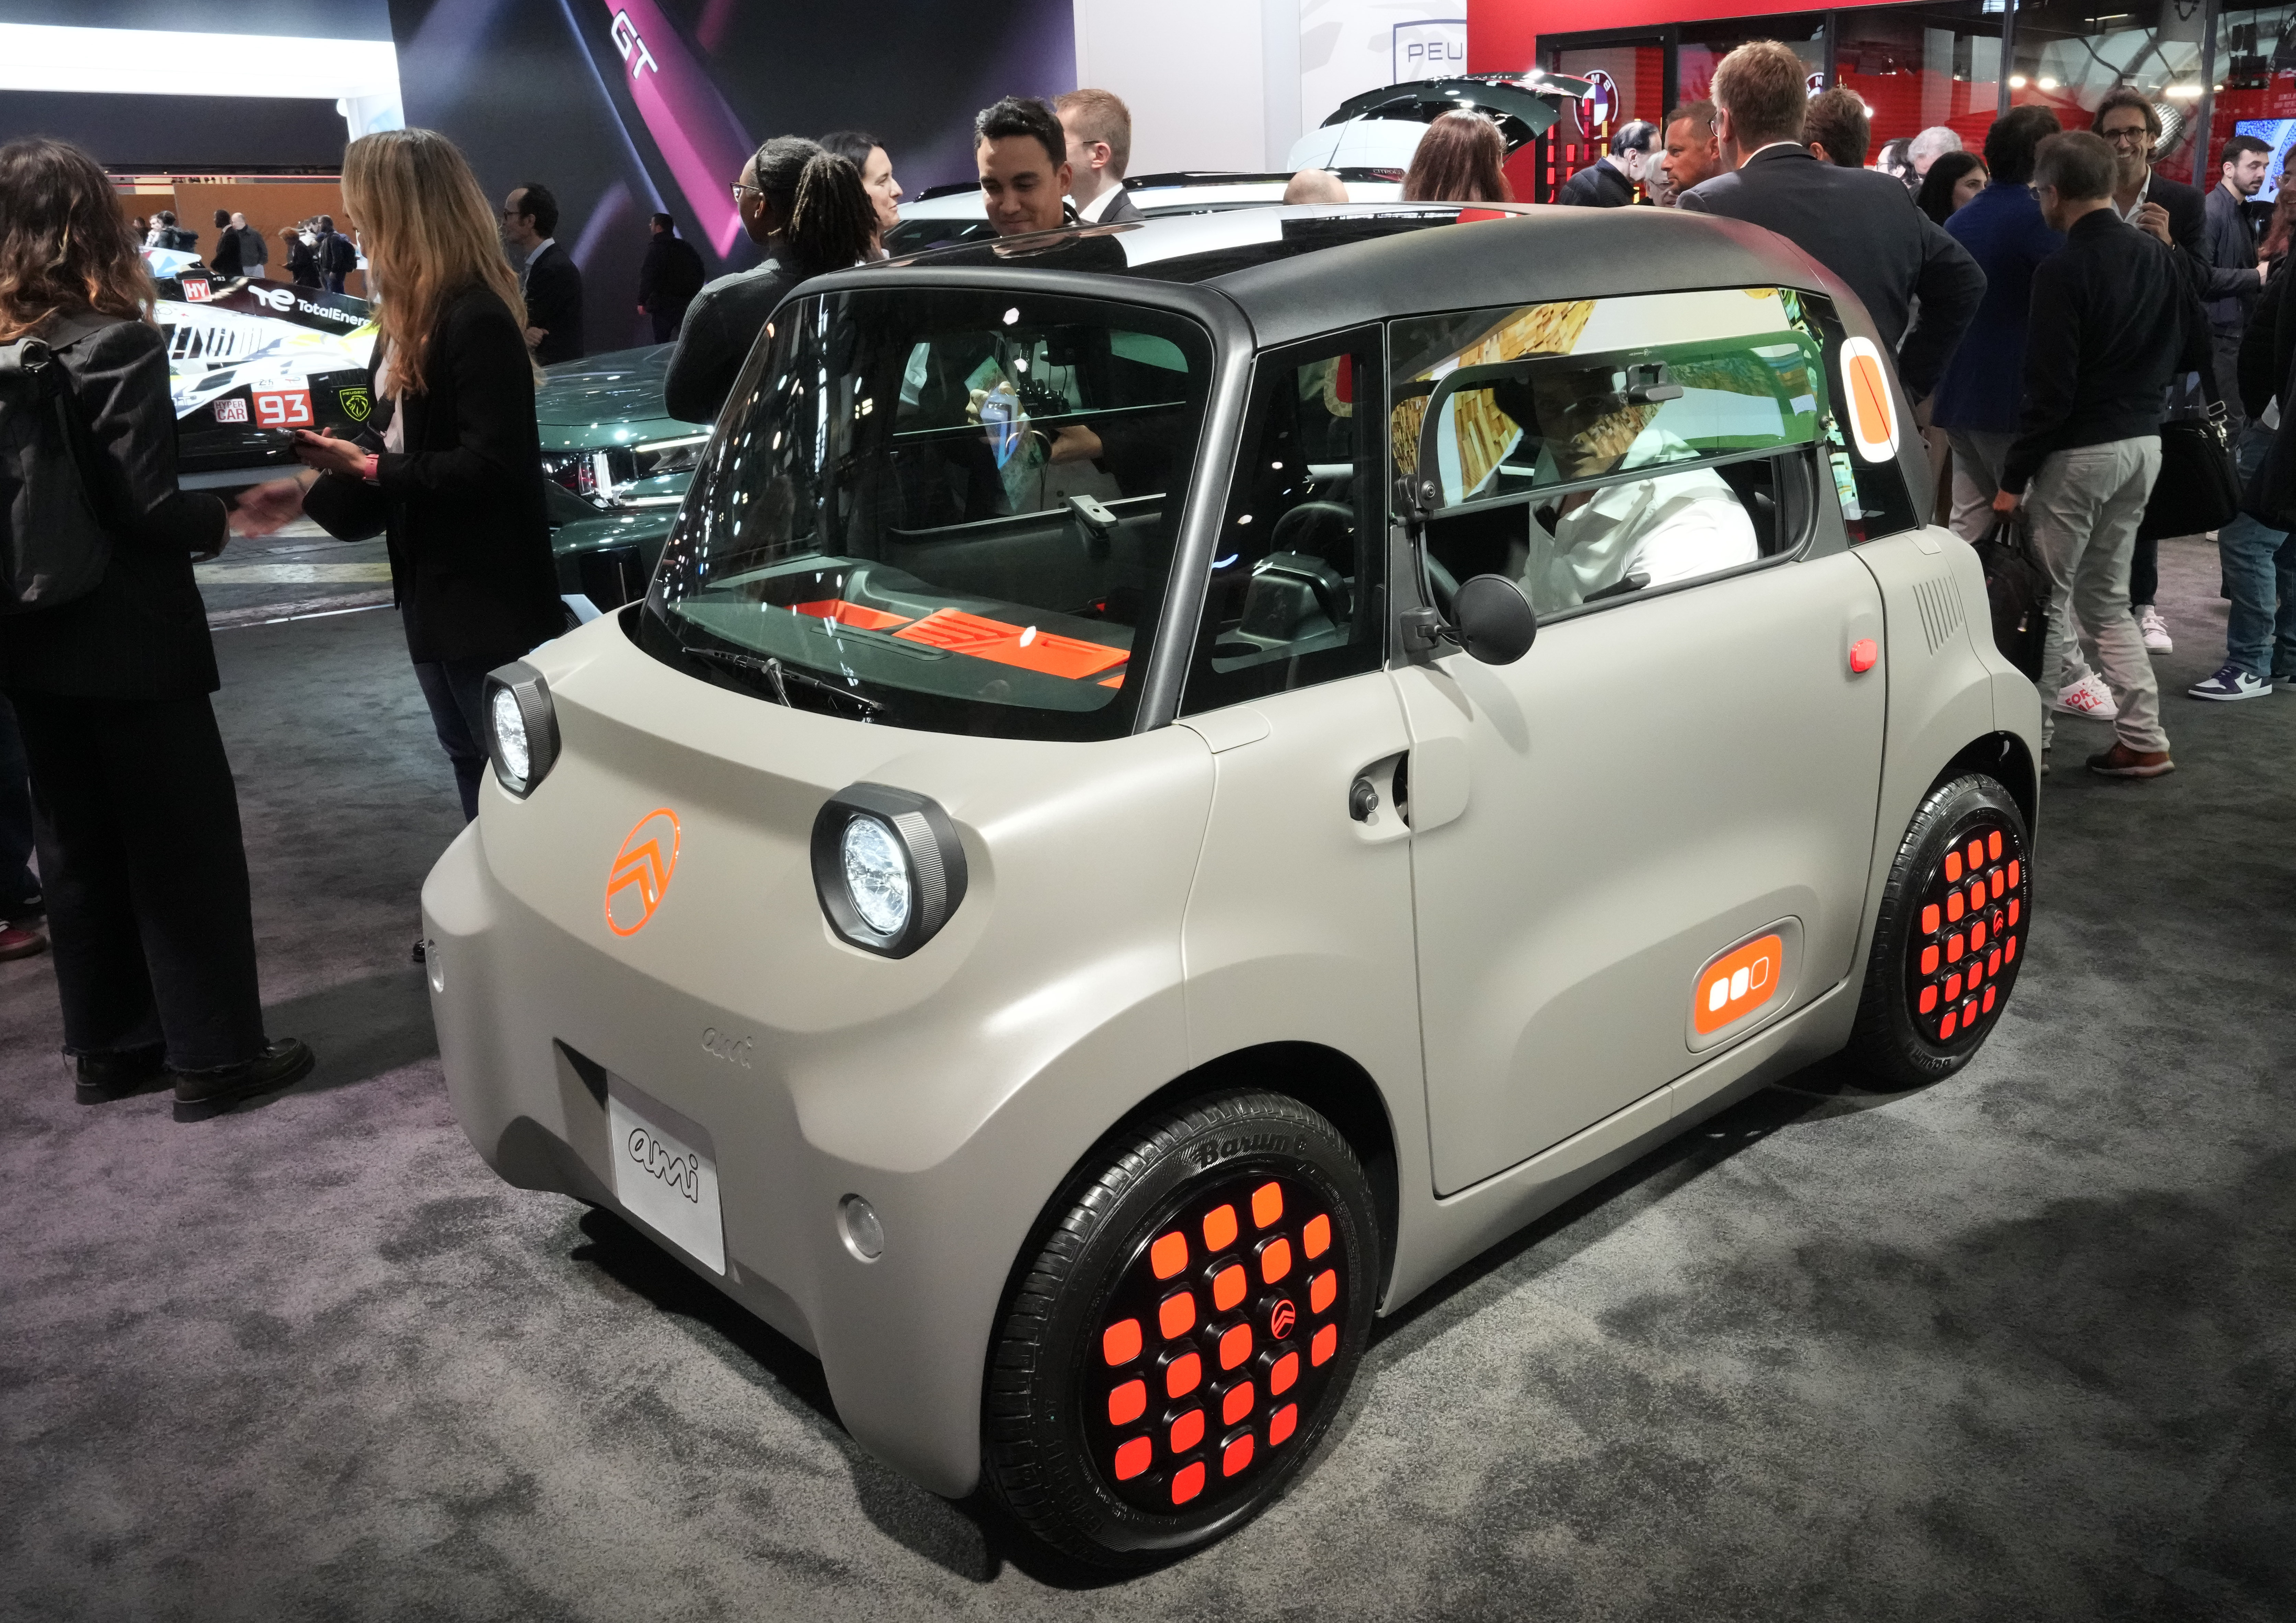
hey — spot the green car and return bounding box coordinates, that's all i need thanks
[537,344,705,617]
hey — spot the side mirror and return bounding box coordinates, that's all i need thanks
[1449,573,1538,665]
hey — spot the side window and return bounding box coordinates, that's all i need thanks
[1180,330,1384,713]
[1389,287,1897,620]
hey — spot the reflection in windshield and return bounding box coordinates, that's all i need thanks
[642,288,1215,740]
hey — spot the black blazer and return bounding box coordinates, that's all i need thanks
[1555,159,1637,207]
[208,226,244,278]
[1095,187,1145,224]
[304,284,564,665]
[522,242,586,366]
[0,318,227,701]
[1680,144,1986,396]
[2144,173,2211,283]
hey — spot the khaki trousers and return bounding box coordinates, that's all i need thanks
[2027,437,2168,754]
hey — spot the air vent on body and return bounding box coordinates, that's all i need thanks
[1910,574,1964,655]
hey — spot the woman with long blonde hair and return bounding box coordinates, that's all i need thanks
[238,128,562,831]
[0,136,311,1115]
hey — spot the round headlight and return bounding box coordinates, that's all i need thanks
[840,814,910,936]
[491,686,531,782]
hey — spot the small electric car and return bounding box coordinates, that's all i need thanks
[424,204,2042,1566]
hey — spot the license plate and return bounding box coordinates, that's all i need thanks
[606,1076,726,1274]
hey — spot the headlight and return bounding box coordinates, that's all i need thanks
[841,815,910,935]
[482,660,560,798]
[631,433,708,481]
[810,784,967,958]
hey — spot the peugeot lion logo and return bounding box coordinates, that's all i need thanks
[339,387,371,423]
[606,808,680,936]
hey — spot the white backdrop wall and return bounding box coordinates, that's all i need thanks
[1071,0,1463,172]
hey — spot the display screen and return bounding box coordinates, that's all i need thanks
[2238,118,2296,203]
[387,0,1075,356]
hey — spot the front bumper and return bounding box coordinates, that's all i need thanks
[418,619,1213,1497]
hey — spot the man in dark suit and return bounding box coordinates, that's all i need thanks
[1057,88,1143,223]
[231,212,267,275]
[503,182,585,365]
[1679,40,1984,400]
[2094,91,2209,281]
[1557,122,1659,207]
[2093,90,2211,655]
[208,209,244,277]
[636,212,706,343]
[314,214,357,293]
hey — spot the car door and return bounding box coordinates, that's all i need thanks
[1386,287,1890,1195]
[1174,330,1424,1100]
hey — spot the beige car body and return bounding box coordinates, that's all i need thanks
[423,206,2042,1500]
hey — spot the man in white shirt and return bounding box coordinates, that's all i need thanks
[1056,88,1142,223]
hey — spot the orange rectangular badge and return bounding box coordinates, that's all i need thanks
[790,598,913,632]
[892,607,1128,680]
[1693,933,1784,1035]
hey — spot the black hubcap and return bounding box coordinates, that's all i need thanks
[1084,1168,1344,1516]
[1904,813,2029,1050]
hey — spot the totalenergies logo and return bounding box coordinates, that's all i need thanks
[606,808,680,936]
[1694,933,1784,1035]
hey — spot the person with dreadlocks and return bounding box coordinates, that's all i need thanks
[663,139,878,423]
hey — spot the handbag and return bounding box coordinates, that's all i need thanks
[0,313,120,614]
[2136,392,2241,543]
[1968,509,2052,681]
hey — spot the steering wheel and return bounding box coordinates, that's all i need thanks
[1267,501,1354,567]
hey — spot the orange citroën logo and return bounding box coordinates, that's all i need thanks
[606,809,681,936]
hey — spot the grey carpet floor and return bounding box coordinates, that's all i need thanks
[2,538,2291,1622]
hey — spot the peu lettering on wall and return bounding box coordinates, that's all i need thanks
[1394,20,1467,82]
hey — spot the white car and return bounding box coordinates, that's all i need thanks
[885,170,1406,257]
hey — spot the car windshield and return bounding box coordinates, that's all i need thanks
[641,287,1216,739]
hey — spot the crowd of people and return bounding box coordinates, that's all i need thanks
[1,57,2292,1114]
[1546,41,2296,777]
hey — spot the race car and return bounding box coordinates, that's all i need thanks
[150,268,379,482]
[422,203,2041,1566]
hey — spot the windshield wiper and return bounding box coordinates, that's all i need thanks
[684,645,887,720]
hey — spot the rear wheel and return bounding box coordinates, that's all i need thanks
[1845,773,2032,1087]
[983,1090,1378,1568]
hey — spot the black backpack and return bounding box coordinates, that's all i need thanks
[0,313,121,614]
[1968,510,2051,681]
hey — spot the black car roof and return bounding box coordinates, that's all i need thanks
[867,205,1838,351]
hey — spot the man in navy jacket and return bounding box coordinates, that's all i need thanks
[1930,106,2065,541]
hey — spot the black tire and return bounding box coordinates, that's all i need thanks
[983,1090,1380,1568]
[1845,773,2032,1088]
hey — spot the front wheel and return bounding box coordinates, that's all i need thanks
[983,1090,1379,1568]
[1845,772,2032,1087]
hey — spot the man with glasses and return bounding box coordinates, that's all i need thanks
[664,136,822,423]
[2093,90,2211,657]
[501,183,584,365]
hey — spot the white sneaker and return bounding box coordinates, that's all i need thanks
[2138,605,2173,654]
[2050,673,2120,720]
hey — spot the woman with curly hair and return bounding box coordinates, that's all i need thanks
[0,136,310,1116]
